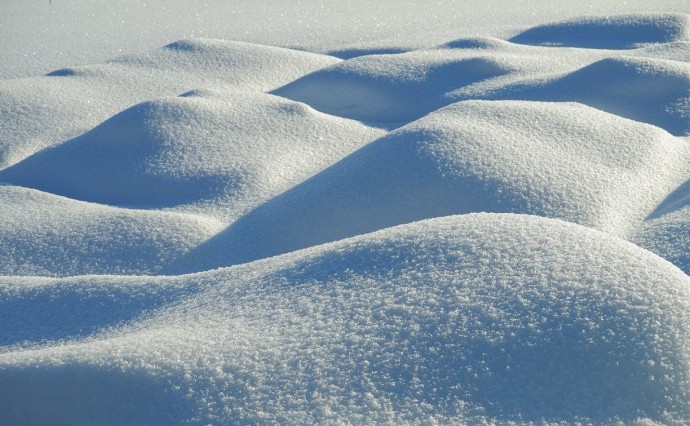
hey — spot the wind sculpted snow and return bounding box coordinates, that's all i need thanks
[509,13,690,49]
[180,101,690,270]
[1,214,689,424]
[0,40,339,169]
[0,185,224,276]
[2,9,690,425]
[0,90,382,220]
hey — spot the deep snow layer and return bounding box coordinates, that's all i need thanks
[2,11,690,425]
[2,214,690,424]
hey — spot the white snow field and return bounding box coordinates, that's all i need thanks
[2,3,690,425]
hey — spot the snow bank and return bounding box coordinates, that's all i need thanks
[0,40,339,168]
[510,13,690,49]
[184,101,689,268]
[1,214,689,424]
[0,185,224,277]
[0,90,382,219]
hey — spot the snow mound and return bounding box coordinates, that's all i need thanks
[462,56,690,136]
[273,34,686,126]
[0,185,223,277]
[1,214,689,424]
[183,100,689,268]
[273,50,516,123]
[510,13,690,49]
[109,39,339,87]
[634,41,690,62]
[0,40,339,169]
[0,91,382,219]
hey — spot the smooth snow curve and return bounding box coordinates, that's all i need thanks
[1,8,690,425]
[1,214,689,424]
[184,101,690,268]
[0,40,339,169]
[0,185,224,276]
[273,51,515,123]
[0,90,383,220]
[467,56,690,136]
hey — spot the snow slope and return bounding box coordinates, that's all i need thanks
[184,100,690,269]
[2,7,690,425]
[509,13,690,49]
[0,89,382,219]
[0,40,339,168]
[2,214,689,424]
[0,184,224,277]
[634,178,690,276]
[466,56,690,136]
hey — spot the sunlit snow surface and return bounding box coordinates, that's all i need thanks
[2,7,690,425]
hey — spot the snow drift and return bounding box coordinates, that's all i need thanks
[0,40,339,169]
[1,8,690,426]
[182,100,690,269]
[469,56,690,136]
[1,214,689,424]
[510,13,690,49]
[0,185,223,276]
[0,90,382,219]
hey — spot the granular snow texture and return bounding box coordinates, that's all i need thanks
[1,8,690,425]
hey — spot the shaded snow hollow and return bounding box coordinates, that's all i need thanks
[1,11,690,426]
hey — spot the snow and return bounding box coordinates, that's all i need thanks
[0,184,224,276]
[0,89,381,219]
[2,2,690,424]
[195,101,690,268]
[509,13,690,49]
[634,179,690,275]
[467,56,690,136]
[1,214,689,424]
[0,40,339,168]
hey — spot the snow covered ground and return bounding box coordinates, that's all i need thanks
[2,1,690,424]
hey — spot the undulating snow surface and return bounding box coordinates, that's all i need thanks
[0,40,339,168]
[2,214,690,424]
[2,5,690,425]
[199,101,689,268]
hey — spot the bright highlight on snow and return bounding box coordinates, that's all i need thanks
[1,5,690,425]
